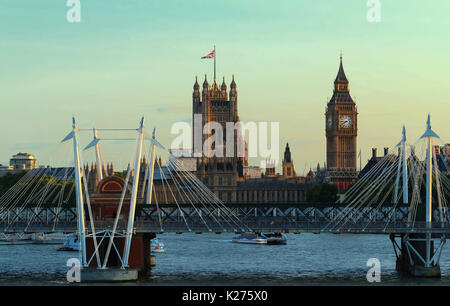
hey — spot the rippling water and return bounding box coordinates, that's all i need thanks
[1,233,449,285]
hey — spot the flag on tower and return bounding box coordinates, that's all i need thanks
[201,50,215,59]
[201,46,217,80]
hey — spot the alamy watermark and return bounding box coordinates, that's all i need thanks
[66,258,81,283]
[66,0,81,23]
[171,116,280,168]
[367,0,381,23]
[366,258,381,282]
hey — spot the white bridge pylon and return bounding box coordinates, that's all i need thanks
[61,116,250,270]
[325,114,448,273]
[407,113,446,269]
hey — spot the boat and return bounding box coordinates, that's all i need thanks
[57,234,80,251]
[151,239,165,253]
[0,237,33,245]
[264,232,288,245]
[232,232,287,245]
[31,233,65,245]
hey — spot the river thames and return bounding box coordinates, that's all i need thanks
[1,233,449,285]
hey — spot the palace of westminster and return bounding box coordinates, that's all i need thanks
[187,55,359,204]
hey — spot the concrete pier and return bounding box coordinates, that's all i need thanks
[81,268,139,282]
[392,233,441,278]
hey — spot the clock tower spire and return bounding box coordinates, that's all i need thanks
[334,53,349,92]
[325,54,358,189]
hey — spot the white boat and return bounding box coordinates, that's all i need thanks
[31,233,65,245]
[151,239,165,253]
[57,234,80,251]
[232,232,287,245]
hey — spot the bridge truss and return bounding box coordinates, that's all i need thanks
[2,202,449,234]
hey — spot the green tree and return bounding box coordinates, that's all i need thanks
[0,171,27,197]
[306,183,338,203]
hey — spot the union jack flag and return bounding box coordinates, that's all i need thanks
[201,50,215,59]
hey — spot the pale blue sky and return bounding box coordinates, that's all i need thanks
[0,1,449,171]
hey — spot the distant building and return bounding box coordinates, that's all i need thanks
[359,147,392,178]
[324,55,359,189]
[10,153,37,170]
[282,143,295,178]
[193,75,246,203]
[264,160,277,178]
[359,145,449,178]
[243,166,262,179]
[0,153,37,177]
[435,144,450,175]
[442,144,450,155]
[176,157,197,172]
[190,74,311,203]
[236,178,308,203]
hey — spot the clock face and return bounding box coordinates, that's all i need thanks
[340,115,352,128]
[327,116,332,128]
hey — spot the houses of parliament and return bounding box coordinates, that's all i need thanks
[190,55,359,203]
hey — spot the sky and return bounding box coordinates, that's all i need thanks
[0,0,449,172]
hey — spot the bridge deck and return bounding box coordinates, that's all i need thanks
[1,203,448,234]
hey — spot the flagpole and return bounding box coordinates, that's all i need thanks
[359,149,361,171]
[214,45,216,81]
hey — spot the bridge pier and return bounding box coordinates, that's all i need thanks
[81,232,157,282]
[81,267,139,283]
[141,233,157,277]
[389,115,447,278]
[390,233,445,278]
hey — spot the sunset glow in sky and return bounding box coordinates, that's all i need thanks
[1,1,449,171]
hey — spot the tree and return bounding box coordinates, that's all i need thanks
[0,171,27,197]
[306,183,338,203]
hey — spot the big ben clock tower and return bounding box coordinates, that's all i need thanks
[325,55,358,189]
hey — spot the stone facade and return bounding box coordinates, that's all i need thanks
[192,76,310,203]
[325,56,359,189]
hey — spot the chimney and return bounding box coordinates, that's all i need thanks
[372,148,377,159]
[384,147,389,156]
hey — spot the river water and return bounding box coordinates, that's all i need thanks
[0,233,449,285]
